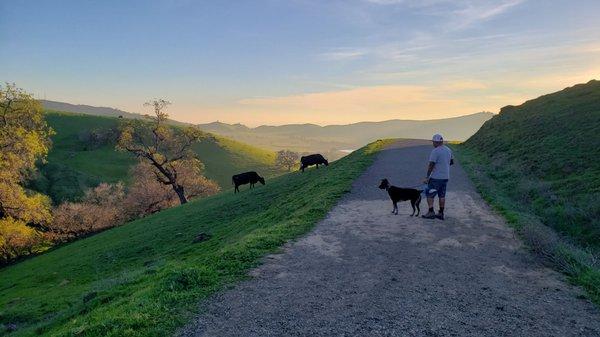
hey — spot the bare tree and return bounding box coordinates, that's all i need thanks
[275,150,300,171]
[123,160,220,218]
[117,99,203,204]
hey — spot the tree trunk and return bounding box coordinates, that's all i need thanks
[173,184,187,204]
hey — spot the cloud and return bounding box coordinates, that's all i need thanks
[452,0,526,29]
[363,0,527,30]
[363,0,405,4]
[519,67,600,90]
[319,48,368,61]
[442,80,489,91]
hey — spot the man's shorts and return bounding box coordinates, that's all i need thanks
[426,178,448,198]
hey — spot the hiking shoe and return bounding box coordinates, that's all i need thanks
[435,213,445,220]
[421,211,436,219]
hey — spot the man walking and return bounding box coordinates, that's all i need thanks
[422,134,453,220]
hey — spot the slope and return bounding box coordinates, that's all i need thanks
[0,140,392,337]
[461,80,600,247]
[455,79,600,302]
[32,112,282,202]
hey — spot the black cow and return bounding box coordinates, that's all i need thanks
[232,171,265,193]
[300,154,328,172]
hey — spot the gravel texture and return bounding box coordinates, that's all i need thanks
[180,140,600,337]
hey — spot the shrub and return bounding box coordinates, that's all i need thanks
[0,217,45,263]
[49,183,126,241]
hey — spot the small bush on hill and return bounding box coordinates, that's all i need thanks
[275,150,299,171]
[77,127,119,150]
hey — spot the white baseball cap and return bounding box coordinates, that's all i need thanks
[432,134,443,142]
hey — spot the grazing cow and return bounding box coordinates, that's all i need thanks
[232,171,265,193]
[300,154,328,172]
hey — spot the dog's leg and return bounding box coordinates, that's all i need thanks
[416,195,421,216]
[410,200,416,216]
[394,202,398,215]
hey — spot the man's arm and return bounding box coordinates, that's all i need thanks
[424,161,435,182]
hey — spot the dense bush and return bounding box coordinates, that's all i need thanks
[0,217,45,263]
[29,162,101,203]
[77,127,119,150]
[49,183,126,241]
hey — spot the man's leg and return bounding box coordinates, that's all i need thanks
[427,197,434,209]
[423,196,436,219]
[435,180,448,220]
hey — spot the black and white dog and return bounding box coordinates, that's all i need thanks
[378,178,422,216]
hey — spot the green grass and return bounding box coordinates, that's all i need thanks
[462,80,600,248]
[0,139,393,336]
[33,112,283,202]
[455,146,600,304]
[453,79,600,304]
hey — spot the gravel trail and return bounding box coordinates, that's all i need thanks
[180,140,600,337]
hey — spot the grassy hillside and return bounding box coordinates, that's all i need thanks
[32,112,282,202]
[455,80,600,302]
[0,140,392,337]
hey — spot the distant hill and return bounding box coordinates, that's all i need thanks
[198,112,494,159]
[462,80,600,248]
[40,100,492,160]
[40,100,191,126]
[32,111,282,202]
[40,100,141,119]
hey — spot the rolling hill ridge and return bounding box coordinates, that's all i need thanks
[40,100,492,161]
[198,112,493,158]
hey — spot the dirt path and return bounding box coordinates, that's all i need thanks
[180,140,600,337]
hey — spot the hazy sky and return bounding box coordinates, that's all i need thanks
[1,0,599,126]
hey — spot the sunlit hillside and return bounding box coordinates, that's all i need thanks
[32,112,283,202]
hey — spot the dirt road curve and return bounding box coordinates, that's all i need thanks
[180,140,600,337]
